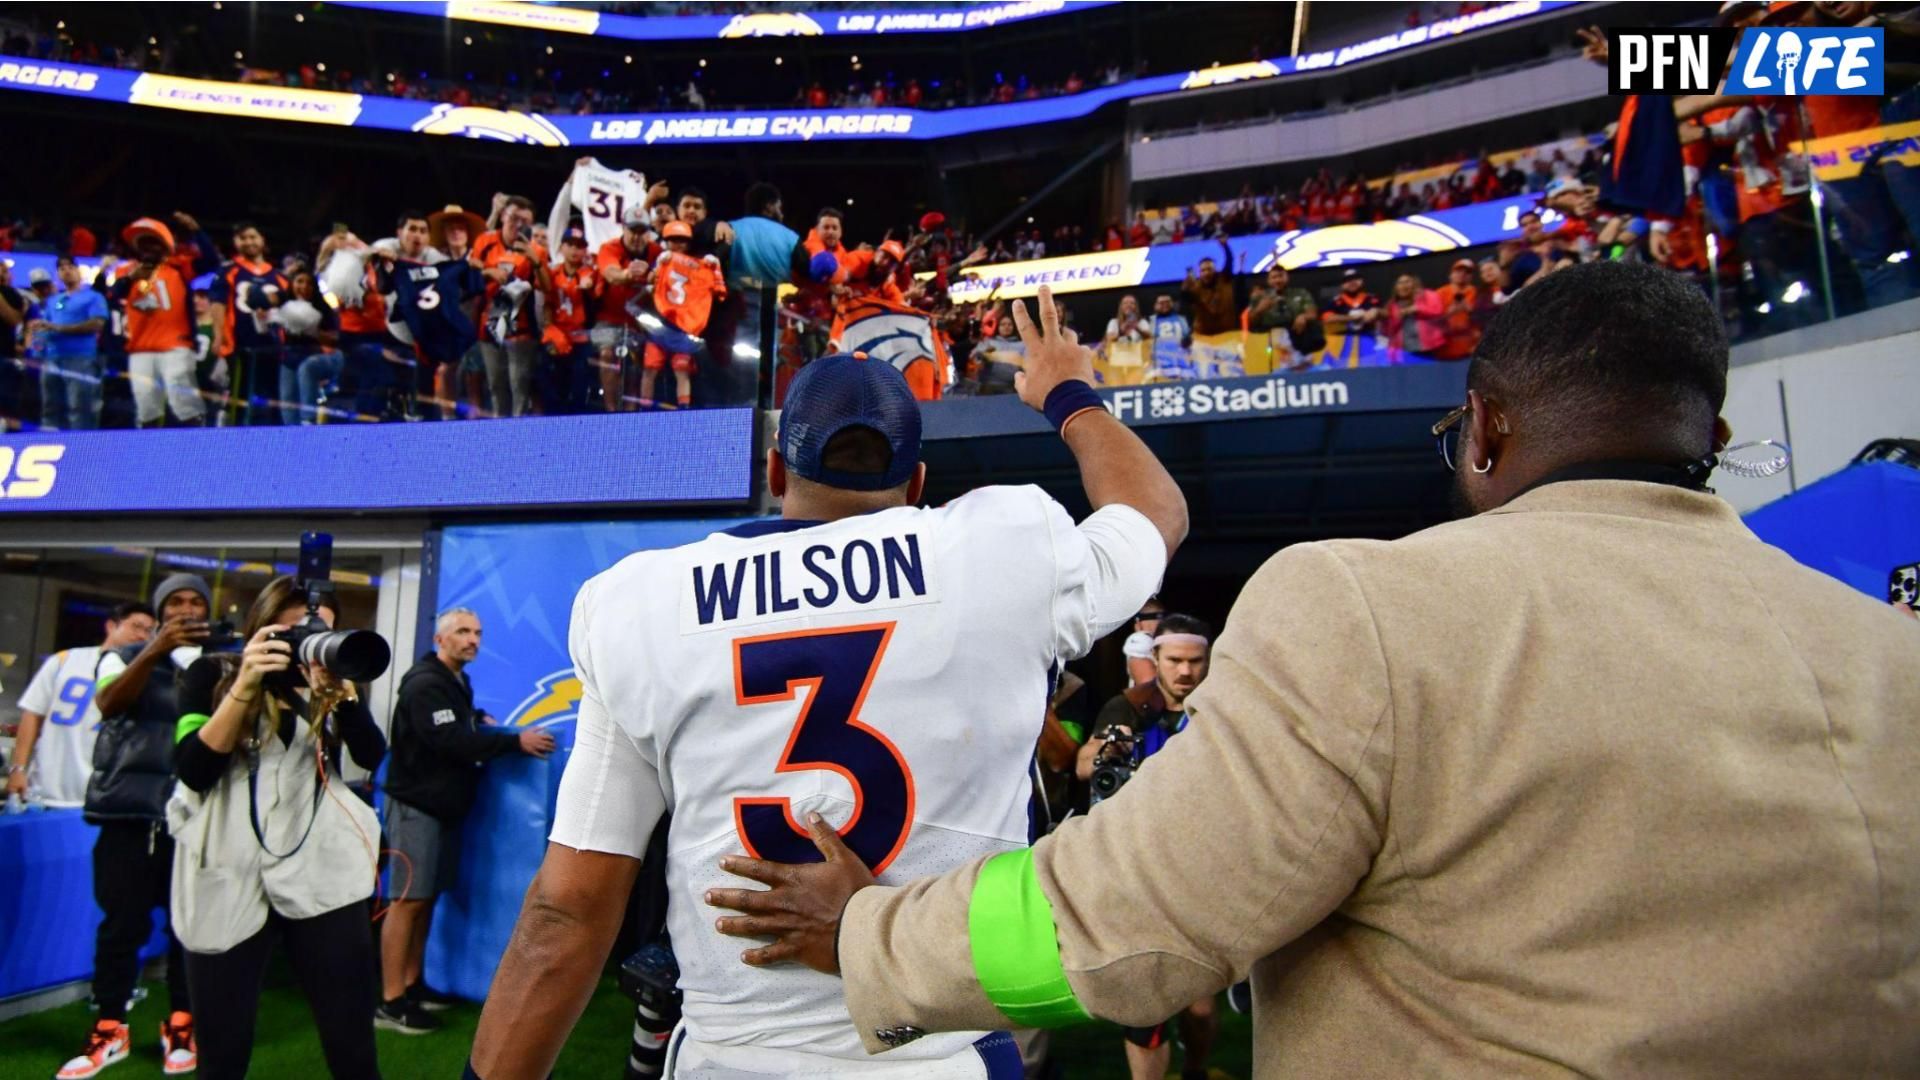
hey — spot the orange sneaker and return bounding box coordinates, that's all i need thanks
[55,1020,129,1079]
[160,1011,196,1075]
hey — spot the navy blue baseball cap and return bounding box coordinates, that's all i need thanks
[779,352,922,491]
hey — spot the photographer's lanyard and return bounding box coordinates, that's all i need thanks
[245,692,328,860]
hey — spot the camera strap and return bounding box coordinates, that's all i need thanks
[245,690,328,860]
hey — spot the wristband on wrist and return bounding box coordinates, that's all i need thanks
[1042,379,1105,434]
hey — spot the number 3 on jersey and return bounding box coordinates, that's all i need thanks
[732,623,914,875]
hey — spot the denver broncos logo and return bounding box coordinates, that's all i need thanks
[504,668,583,730]
[1252,215,1473,272]
[717,12,825,37]
[410,104,569,146]
[839,298,947,368]
[836,296,950,402]
[1179,60,1282,90]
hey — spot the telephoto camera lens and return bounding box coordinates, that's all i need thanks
[297,628,392,683]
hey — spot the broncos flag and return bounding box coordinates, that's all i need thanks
[1602,94,1687,218]
[832,294,952,401]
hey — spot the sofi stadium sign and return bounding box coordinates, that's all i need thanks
[328,0,1110,40]
[0,3,1574,144]
[931,195,1561,302]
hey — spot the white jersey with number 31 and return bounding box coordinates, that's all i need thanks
[569,158,648,251]
[551,485,1163,1068]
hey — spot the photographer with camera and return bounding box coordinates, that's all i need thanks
[57,575,212,1080]
[1075,613,1215,1080]
[168,571,390,1080]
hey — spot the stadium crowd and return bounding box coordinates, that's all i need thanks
[4,2,1917,431]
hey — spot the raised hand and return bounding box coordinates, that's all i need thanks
[1011,284,1096,412]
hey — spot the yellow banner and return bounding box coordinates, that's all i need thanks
[446,0,602,34]
[932,247,1153,303]
[1796,119,1920,182]
[128,74,363,125]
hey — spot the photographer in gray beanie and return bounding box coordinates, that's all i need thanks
[62,572,215,1078]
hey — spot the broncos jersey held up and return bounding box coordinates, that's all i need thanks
[652,250,726,336]
[570,158,649,251]
[377,255,482,365]
[550,485,1164,1069]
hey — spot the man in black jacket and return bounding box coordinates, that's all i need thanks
[63,573,211,1079]
[377,606,553,1033]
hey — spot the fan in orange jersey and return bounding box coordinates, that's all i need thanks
[634,219,725,409]
[543,228,602,413]
[110,214,218,427]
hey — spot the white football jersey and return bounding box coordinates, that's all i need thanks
[570,158,648,251]
[16,646,106,807]
[552,485,1163,1064]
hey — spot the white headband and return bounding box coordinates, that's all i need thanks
[1154,633,1210,650]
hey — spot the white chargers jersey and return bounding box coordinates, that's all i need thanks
[16,647,106,807]
[570,158,648,251]
[552,485,1163,1065]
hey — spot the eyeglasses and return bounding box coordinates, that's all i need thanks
[1432,398,1510,472]
[1431,403,1469,472]
[1134,611,1164,622]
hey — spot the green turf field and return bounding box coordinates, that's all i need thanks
[0,971,1251,1079]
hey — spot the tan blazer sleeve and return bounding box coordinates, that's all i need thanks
[839,542,1395,1050]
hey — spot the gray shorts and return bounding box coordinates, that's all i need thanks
[384,798,460,900]
[589,324,631,353]
[459,343,487,375]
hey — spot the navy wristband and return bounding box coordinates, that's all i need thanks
[1042,380,1105,433]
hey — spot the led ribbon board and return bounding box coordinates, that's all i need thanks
[328,0,1114,39]
[926,194,1563,302]
[0,410,756,514]
[0,3,1577,144]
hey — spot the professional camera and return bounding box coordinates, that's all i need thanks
[1088,724,1140,806]
[619,940,682,1080]
[265,532,392,690]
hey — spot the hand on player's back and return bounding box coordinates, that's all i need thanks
[1013,284,1097,412]
[710,811,876,975]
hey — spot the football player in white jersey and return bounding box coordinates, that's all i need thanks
[472,287,1186,1079]
[6,602,157,807]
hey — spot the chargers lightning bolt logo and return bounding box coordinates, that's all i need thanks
[504,668,583,730]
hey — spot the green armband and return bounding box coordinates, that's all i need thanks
[1059,720,1085,744]
[176,713,211,744]
[966,849,1092,1028]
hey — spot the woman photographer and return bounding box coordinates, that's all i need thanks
[168,575,385,1080]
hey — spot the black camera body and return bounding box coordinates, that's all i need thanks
[1088,724,1140,806]
[263,533,392,691]
[203,618,244,650]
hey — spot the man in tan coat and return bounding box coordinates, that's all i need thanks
[710,259,1920,1077]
